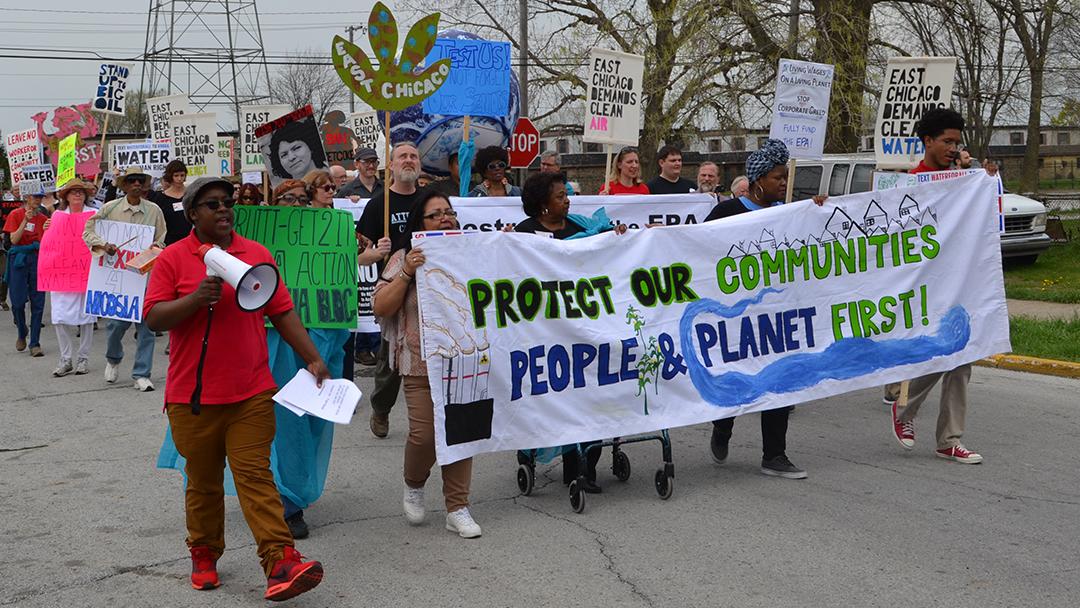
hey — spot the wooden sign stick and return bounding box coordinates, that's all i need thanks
[383,111,392,239]
[95,114,111,188]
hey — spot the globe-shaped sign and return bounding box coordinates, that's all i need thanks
[379,29,521,176]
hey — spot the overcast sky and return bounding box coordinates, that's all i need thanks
[0,0,392,136]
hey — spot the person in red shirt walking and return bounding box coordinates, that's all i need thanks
[598,147,650,195]
[2,192,49,355]
[143,177,328,601]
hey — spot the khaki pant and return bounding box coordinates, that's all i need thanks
[402,375,473,512]
[167,389,292,576]
[885,363,971,450]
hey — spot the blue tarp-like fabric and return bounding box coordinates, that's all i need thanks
[156,328,348,508]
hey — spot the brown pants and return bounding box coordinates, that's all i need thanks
[885,363,971,450]
[167,389,292,576]
[402,375,473,512]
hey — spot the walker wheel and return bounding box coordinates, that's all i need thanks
[569,480,586,513]
[516,464,535,496]
[655,469,674,500]
[612,451,631,482]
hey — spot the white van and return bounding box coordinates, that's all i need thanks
[793,154,1052,264]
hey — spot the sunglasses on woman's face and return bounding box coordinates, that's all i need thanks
[240,195,256,201]
[319,184,335,192]
[278,194,309,204]
[487,161,507,171]
[197,198,236,210]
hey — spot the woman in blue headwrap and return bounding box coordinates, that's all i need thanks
[702,139,826,480]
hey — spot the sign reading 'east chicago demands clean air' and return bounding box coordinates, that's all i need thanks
[416,173,1010,465]
[233,205,359,329]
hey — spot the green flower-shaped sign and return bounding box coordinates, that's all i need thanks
[332,2,451,112]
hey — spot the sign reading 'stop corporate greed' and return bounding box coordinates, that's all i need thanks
[416,173,1010,464]
[875,57,957,170]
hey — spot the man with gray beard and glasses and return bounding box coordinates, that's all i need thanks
[356,142,426,438]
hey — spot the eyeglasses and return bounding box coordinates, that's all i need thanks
[318,184,335,192]
[357,158,378,165]
[423,209,458,220]
[278,194,309,204]
[486,161,507,171]
[197,198,236,210]
[240,195,256,201]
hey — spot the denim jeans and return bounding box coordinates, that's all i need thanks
[106,318,156,379]
[355,331,380,353]
[8,252,44,347]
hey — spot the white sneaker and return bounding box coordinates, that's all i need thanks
[134,377,155,392]
[53,359,74,377]
[104,362,119,383]
[74,359,89,375]
[445,508,481,539]
[403,485,425,525]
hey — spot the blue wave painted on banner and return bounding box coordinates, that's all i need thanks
[678,298,971,408]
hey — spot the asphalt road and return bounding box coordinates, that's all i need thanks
[1,315,1077,608]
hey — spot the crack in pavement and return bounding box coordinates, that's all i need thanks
[513,498,656,608]
[0,444,48,453]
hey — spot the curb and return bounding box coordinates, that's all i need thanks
[976,354,1080,379]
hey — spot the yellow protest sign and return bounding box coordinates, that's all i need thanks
[57,132,77,187]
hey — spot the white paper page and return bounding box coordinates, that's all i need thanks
[273,369,362,425]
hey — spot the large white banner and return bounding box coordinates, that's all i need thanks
[416,173,1010,464]
[146,94,191,142]
[240,104,291,172]
[5,128,42,189]
[84,221,154,322]
[583,48,645,146]
[875,57,957,170]
[769,59,834,159]
[873,168,1004,233]
[170,112,219,179]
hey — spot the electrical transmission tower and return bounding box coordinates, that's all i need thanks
[140,0,272,127]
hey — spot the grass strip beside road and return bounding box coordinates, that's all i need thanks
[1009,316,1080,363]
[1003,219,1080,303]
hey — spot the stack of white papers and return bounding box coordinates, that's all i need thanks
[273,369,363,424]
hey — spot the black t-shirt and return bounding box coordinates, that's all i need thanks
[357,187,422,256]
[148,190,191,245]
[336,177,382,199]
[513,216,585,241]
[646,176,696,195]
[704,197,782,222]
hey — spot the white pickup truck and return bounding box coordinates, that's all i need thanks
[791,154,1052,264]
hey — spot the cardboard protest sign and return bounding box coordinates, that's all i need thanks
[583,48,645,146]
[5,128,42,189]
[254,105,329,187]
[348,111,383,152]
[113,140,172,177]
[875,57,957,170]
[242,171,261,185]
[33,103,102,179]
[216,137,235,176]
[233,205,358,328]
[91,173,112,208]
[37,210,95,292]
[422,38,511,117]
[147,94,191,142]
[321,110,360,168]
[240,104,290,172]
[84,220,154,322]
[416,173,1009,464]
[56,133,78,188]
[769,59,834,160]
[170,112,219,179]
[18,164,56,195]
[93,62,132,115]
[331,2,451,112]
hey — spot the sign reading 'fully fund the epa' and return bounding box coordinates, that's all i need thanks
[415,173,1011,465]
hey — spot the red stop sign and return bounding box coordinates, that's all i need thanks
[509,117,540,168]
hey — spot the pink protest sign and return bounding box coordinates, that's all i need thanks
[37,211,95,292]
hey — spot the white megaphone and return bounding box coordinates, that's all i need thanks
[197,244,280,311]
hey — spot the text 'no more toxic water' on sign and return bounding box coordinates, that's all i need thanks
[415,173,1009,464]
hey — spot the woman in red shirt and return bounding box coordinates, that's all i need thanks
[3,192,49,355]
[598,147,650,195]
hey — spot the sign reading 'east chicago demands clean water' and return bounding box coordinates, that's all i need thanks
[415,173,1010,465]
[234,205,359,329]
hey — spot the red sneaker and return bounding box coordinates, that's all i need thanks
[936,444,983,464]
[264,546,323,601]
[891,402,914,450]
[189,546,220,590]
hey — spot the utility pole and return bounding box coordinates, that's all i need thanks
[344,24,364,114]
[519,0,529,118]
[788,0,799,54]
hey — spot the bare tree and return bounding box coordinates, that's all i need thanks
[269,49,347,125]
[112,88,165,135]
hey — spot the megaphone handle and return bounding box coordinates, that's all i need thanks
[188,304,215,415]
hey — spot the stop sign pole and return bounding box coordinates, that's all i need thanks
[509,117,540,169]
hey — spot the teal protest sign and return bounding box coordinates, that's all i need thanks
[233,206,359,329]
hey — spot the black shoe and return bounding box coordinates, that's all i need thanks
[285,511,310,539]
[580,478,602,494]
[760,455,807,479]
[710,427,729,464]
